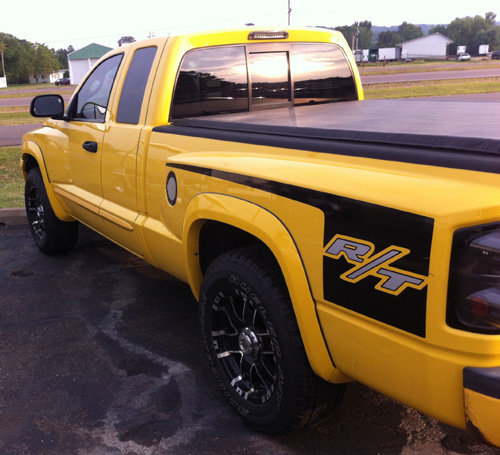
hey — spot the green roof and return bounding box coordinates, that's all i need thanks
[68,43,113,60]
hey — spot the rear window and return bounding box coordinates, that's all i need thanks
[170,46,249,120]
[170,43,356,120]
[291,44,357,105]
[249,52,290,106]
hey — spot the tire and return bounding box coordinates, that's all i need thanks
[25,168,78,255]
[199,246,344,434]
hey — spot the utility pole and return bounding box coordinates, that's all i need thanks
[0,41,7,88]
[288,0,292,26]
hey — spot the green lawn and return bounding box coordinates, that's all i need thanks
[0,146,24,208]
[364,77,500,99]
[0,84,74,99]
[0,111,42,125]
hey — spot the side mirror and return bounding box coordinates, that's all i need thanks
[30,95,65,118]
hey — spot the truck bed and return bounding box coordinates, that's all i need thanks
[161,99,500,174]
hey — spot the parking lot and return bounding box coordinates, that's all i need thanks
[1,223,499,455]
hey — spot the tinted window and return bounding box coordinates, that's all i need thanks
[291,44,357,104]
[116,47,157,124]
[249,52,290,106]
[170,46,248,119]
[73,54,123,121]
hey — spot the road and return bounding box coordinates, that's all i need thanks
[361,67,500,84]
[0,86,72,146]
[1,224,498,455]
[0,123,42,146]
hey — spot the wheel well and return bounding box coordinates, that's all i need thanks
[198,221,272,274]
[23,154,40,174]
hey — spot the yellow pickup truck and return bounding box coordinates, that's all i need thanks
[22,27,500,446]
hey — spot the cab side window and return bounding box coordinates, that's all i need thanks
[71,54,123,121]
[116,47,157,124]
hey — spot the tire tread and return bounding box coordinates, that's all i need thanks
[25,168,78,255]
[202,245,344,434]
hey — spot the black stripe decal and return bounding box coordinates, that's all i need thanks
[154,123,500,174]
[169,163,433,337]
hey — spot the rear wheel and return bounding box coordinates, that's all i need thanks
[25,168,78,254]
[199,246,344,434]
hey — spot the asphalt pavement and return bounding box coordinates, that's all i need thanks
[1,223,499,455]
[361,66,500,84]
[0,123,42,146]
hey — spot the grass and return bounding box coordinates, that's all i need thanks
[0,146,24,208]
[0,83,49,91]
[364,77,500,99]
[0,84,74,99]
[0,111,43,125]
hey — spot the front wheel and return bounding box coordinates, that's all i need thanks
[199,246,344,434]
[25,168,78,255]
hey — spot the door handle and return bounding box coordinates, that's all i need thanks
[82,141,98,153]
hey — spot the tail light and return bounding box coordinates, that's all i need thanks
[448,224,500,334]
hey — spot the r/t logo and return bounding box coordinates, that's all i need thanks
[325,234,428,296]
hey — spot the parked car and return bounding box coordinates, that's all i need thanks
[492,50,500,60]
[457,53,471,61]
[55,78,70,86]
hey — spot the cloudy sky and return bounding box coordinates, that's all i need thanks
[3,0,499,50]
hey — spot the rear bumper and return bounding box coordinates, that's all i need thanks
[463,367,500,447]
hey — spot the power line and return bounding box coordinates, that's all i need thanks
[41,10,288,48]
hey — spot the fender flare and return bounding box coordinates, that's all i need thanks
[183,193,350,383]
[21,140,74,222]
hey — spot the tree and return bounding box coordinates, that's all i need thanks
[486,11,497,25]
[443,13,500,55]
[118,36,136,47]
[32,44,59,83]
[377,30,398,47]
[53,45,73,69]
[357,21,373,49]
[335,21,373,50]
[0,33,33,83]
[375,22,423,48]
[429,24,449,35]
[398,22,423,42]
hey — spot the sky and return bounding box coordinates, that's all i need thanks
[3,0,499,51]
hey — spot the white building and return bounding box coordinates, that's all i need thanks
[397,33,453,60]
[29,70,66,85]
[68,43,113,85]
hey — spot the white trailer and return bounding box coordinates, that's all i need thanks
[378,47,401,61]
